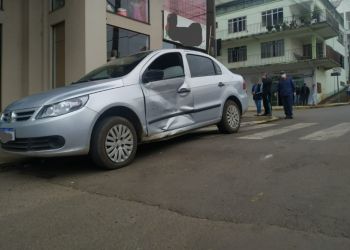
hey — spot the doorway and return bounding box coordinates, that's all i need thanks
[52,22,65,88]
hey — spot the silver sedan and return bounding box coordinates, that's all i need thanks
[0,49,248,169]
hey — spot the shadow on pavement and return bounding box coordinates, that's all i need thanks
[0,129,221,179]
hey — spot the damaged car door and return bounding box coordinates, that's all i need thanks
[141,52,194,135]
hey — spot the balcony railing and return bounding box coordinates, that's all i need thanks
[217,9,339,41]
[224,46,342,69]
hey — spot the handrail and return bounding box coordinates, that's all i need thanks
[217,9,339,40]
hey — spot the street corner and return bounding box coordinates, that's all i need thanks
[241,112,281,127]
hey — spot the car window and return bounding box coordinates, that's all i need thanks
[186,54,216,78]
[213,61,222,75]
[145,52,184,81]
[75,51,152,84]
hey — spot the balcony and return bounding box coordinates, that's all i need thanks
[217,9,340,41]
[226,46,343,74]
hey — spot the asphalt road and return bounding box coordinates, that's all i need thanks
[0,106,350,250]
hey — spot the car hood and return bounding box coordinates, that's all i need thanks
[5,79,124,111]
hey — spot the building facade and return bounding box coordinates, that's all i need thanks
[216,0,348,106]
[0,0,215,111]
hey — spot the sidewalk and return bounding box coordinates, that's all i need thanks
[247,102,350,112]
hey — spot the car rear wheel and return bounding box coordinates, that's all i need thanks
[217,100,241,134]
[91,117,137,170]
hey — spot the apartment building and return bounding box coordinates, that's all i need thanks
[0,0,215,111]
[216,0,348,106]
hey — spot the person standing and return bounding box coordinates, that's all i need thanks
[261,72,272,116]
[278,71,295,119]
[251,82,263,115]
[295,85,301,105]
[347,84,350,102]
[305,84,310,105]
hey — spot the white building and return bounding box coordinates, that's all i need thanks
[216,0,348,106]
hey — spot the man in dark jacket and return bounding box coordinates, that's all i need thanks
[261,72,272,116]
[278,71,295,119]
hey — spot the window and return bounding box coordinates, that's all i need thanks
[76,52,151,83]
[144,53,184,81]
[106,0,149,23]
[261,40,284,58]
[213,61,222,75]
[262,8,283,27]
[107,25,149,61]
[228,46,247,63]
[186,54,216,78]
[338,33,344,45]
[51,0,65,11]
[346,12,350,29]
[228,16,246,33]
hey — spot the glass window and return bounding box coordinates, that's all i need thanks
[76,52,151,84]
[51,0,65,11]
[262,8,283,27]
[228,16,246,33]
[106,0,149,23]
[144,53,184,81]
[186,54,216,78]
[261,40,284,58]
[107,25,149,61]
[213,61,222,75]
[228,46,247,63]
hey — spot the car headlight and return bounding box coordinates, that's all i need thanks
[37,96,89,119]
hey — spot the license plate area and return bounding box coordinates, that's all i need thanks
[0,128,15,143]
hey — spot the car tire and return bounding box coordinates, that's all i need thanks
[217,100,241,134]
[91,117,138,170]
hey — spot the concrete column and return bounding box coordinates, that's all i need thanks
[312,35,317,59]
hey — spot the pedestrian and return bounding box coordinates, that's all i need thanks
[300,83,310,106]
[278,71,295,119]
[251,82,263,115]
[347,84,350,102]
[261,72,272,116]
[295,85,301,105]
[311,83,318,105]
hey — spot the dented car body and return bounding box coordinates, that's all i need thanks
[0,49,248,169]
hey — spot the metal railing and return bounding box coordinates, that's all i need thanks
[217,9,339,40]
[223,46,342,68]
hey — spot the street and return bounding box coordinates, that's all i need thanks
[0,105,350,250]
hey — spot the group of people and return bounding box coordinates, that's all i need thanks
[252,72,318,119]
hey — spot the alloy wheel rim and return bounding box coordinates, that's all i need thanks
[105,125,134,163]
[227,104,240,129]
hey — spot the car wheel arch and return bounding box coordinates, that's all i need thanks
[91,106,144,145]
[225,95,242,116]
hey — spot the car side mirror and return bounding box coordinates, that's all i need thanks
[143,70,164,83]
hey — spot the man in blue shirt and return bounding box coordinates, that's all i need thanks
[278,71,295,119]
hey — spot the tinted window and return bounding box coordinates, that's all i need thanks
[186,54,216,78]
[145,53,184,81]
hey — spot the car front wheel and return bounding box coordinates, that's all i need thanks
[91,117,137,170]
[218,100,241,134]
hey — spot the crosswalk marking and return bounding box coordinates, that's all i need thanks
[240,123,277,132]
[238,123,317,140]
[300,123,350,141]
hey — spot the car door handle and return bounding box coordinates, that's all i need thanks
[178,88,191,94]
[218,82,225,87]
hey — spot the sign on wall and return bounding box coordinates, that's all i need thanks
[163,0,207,50]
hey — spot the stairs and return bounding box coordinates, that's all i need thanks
[319,88,349,104]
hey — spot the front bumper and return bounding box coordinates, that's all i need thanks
[0,107,98,157]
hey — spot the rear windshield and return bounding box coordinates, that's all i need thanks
[75,51,152,84]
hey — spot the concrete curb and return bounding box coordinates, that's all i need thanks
[241,116,280,127]
[247,102,350,112]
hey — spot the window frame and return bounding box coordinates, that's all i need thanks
[228,46,247,63]
[228,16,247,33]
[107,25,150,61]
[261,40,284,59]
[142,52,185,83]
[106,0,150,25]
[262,8,283,27]
[186,54,217,78]
[51,0,65,12]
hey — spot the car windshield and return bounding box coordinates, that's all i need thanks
[74,51,152,84]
